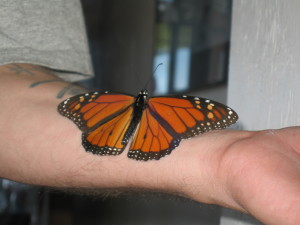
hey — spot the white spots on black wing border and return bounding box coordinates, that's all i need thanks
[58,91,103,130]
[58,98,70,114]
[82,134,124,156]
[178,95,238,136]
[127,139,180,161]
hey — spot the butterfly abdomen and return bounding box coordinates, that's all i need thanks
[121,90,148,145]
[122,90,148,144]
[121,113,141,146]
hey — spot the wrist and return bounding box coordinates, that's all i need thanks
[175,130,253,211]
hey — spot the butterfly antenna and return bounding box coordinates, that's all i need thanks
[144,63,163,91]
[153,63,163,74]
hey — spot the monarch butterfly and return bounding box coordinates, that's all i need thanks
[58,89,238,161]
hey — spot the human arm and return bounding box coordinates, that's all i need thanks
[1,63,299,225]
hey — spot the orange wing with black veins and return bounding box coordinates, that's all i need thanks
[58,91,135,155]
[128,96,238,161]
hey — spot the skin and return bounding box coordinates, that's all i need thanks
[1,64,299,225]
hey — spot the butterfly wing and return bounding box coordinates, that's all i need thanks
[128,96,238,161]
[58,91,135,155]
[128,107,180,161]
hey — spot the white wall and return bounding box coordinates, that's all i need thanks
[223,0,300,224]
[228,0,300,131]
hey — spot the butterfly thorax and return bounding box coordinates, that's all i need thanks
[134,89,148,109]
[121,89,148,145]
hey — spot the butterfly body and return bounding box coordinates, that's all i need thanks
[122,89,148,146]
[58,89,238,161]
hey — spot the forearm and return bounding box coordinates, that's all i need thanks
[0,63,187,189]
[0,63,234,202]
[2,64,300,225]
[0,64,88,185]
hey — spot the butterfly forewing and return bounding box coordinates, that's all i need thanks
[147,96,238,139]
[58,91,135,130]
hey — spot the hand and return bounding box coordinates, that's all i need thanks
[191,127,300,225]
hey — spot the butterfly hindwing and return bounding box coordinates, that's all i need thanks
[58,91,135,155]
[82,106,134,155]
[128,108,180,161]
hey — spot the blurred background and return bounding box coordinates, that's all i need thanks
[0,0,233,224]
[85,0,231,96]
